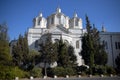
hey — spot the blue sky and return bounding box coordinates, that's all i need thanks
[0,0,120,40]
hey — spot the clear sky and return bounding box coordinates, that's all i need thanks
[0,0,120,40]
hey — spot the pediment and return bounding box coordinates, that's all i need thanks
[49,25,70,34]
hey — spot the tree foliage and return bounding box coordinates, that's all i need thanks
[80,15,108,74]
[115,53,120,73]
[0,23,9,41]
[12,33,29,70]
[57,37,77,67]
[39,33,58,76]
[0,23,12,66]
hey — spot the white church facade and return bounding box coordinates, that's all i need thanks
[28,7,85,66]
[27,7,120,67]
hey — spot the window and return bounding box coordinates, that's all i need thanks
[115,42,118,49]
[51,17,54,24]
[35,40,38,48]
[76,40,79,48]
[103,40,108,49]
[118,42,120,49]
[54,39,59,43]
[38,19,41,25]
[64,40,69,45]
[115,42,120,50]
[105,41,108,49]
[75,19,78,26]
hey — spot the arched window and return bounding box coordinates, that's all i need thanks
[64,40,69,45]
[38,19,41,25]
[51,17,54,24]
[35,40,38,48]
[76,40,79,48]
[54,39,59,43]
[75,19,78,26]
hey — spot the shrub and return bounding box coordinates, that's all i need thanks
[0,65,27,80]
[51,67,76,77]
[76,65,88,75]
[65,67,76,76]
[52,67,65,77]
[30,67,42,78]
[106,66,116,74]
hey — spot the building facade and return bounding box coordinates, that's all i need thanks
[100,32,120,67]
[27,7,120,67]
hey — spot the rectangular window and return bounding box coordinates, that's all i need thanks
[75,19,78,26]
[118,42,120,49]
[51,17,54,24]
[38,19,40,25]
[105,41,108,49]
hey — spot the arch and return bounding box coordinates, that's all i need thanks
[64,39,69,45]
[54,39,59,43]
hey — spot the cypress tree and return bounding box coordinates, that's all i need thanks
[80,15,108,74]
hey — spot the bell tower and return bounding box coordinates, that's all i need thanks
[33,12,47,28]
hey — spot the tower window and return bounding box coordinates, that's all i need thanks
[76,40,79,48]
[35,40,38,48]
[38,19,41,25]
[75,19,78,26]
[51,17,54,24]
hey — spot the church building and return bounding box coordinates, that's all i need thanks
[27,7,120,67]
[27,7,86,66]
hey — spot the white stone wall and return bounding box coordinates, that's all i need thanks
[100,32,120,67]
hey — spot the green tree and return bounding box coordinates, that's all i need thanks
[0,23,12,66]
[57,37,77,67]
[92,25,108,65]
[68,45,77,67]
[0,23,9,41]
[57,38,69,67]
[81,15,94,74]
[80,15,108,74]
[39,33,58,76]
[115,53,120,73]
[12,33,29,70]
